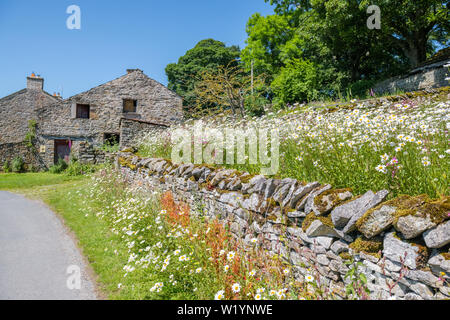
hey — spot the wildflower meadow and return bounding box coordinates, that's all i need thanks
[138,93,449,199]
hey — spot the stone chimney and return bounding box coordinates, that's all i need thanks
[27,73,44,90]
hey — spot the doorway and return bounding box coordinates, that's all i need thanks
[54,140,71,164]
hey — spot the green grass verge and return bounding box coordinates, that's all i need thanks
[0,172,83,191]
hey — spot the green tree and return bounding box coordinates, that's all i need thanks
[241,13,303,81]
[165,39,240,113]
[271,59,319,106]
[267,0,449,67]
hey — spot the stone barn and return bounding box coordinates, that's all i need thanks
[0,69,183,170]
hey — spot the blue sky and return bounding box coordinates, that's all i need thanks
[0,0,274,98]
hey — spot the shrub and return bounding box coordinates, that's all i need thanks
[101,141,120,153]
[49,158,68,174]
[244,94,267,117]
[271,59,319,106]
[2,160,12,173]
[11,156,25,173]
[27,164,39,173]
[65,159,96,176]
[348,79,377,99]
[24,119,37,149]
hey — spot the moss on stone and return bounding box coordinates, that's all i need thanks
[266,197,279,208]
[442,253,450,261]
[283,207,296,214]
[356,194,429,230]
[215,188,234,195]
[120,148,134,153]
[301,212,334,232]
[392,195,450,225]
[349,236,383,258]
[118,156,137,171]
[410,241,429,269]
[339,252,352,261]
[240,173,257,184]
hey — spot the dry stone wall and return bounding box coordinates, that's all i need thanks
[117,151,450,300]
[374,60,449,94]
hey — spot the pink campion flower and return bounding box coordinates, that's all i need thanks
[386,157,399,178]
[389,157,398,165]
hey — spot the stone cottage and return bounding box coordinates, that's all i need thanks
[0,69,183,170]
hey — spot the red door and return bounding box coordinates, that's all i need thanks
[54,140,71,164]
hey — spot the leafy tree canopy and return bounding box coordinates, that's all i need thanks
[266,0,449,67]
[241,13,304,81]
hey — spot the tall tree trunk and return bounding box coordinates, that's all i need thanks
[404,31,428,67]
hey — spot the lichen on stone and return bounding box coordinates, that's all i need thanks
[313,188,353,213]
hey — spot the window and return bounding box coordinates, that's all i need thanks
[104,133,120,146]
[76,104,90,119]
[123,99,137,113]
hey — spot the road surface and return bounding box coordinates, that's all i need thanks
[0,191,97,300]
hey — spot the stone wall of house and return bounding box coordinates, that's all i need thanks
[37,69,183,147]
[116,151,450,300]
[0,142,46,171]
[374,61,449,94]
[0,88,59,145]
[119,118,169,149]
